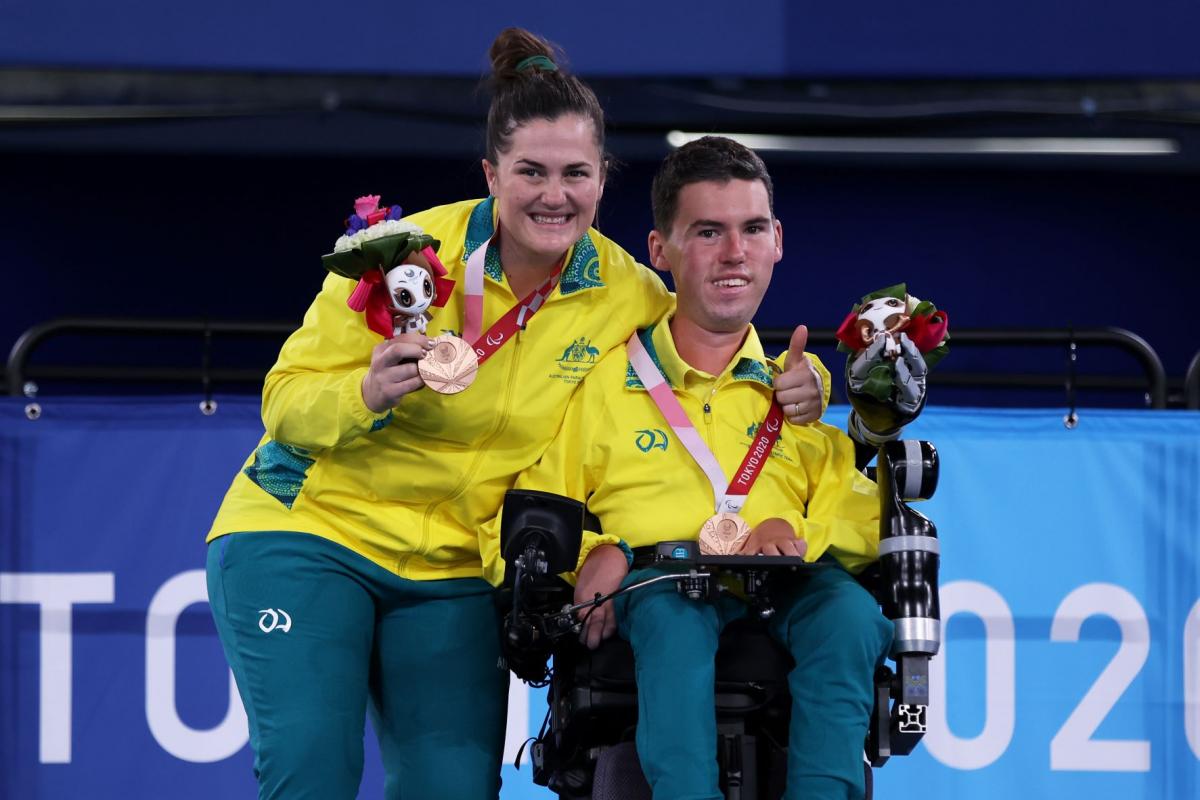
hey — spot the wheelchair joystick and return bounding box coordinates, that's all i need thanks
[682,569,708,601]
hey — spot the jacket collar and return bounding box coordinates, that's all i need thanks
[463,197,605,296]
[625,318,777,390]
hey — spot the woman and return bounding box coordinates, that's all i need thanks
[205,27,822,800]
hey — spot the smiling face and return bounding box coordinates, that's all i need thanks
[482,114,604,272]
[648,178,782,334]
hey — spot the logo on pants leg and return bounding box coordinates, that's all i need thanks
[257,608,292,633]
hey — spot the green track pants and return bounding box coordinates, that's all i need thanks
[207,531,508,800]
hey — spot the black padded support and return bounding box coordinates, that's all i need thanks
[592,742,651,800]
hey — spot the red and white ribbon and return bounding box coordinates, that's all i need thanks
[627,331,784,514]
[462,230,562,365]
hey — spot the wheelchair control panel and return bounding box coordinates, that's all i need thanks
[640,538,829,616]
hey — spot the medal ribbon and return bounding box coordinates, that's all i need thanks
[463,230,563,365]
[627,331,784,514]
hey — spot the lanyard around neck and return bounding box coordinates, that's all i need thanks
[463,230,563,364]
[627,331,784,515]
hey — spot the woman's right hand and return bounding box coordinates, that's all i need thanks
[361,335,435,413]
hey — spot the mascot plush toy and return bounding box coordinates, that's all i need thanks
[835,284,950,461]
[321,195,456,338]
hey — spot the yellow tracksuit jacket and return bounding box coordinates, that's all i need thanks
[208,198,674,580]
[484,318,877,586]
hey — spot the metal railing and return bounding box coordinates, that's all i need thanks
[5,317,295,400]
[4,317,1172,410]
[1186,348,1200,410]
[758,326,1168,409]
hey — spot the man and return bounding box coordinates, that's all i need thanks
[499,136,891,799]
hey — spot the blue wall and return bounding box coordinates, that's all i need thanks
[3,151,1198,406]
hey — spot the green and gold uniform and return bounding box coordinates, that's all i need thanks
[493,318,891,800]
[206,197,673,799]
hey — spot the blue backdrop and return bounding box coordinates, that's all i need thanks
[1,397,1198,798]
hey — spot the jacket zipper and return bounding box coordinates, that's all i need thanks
[398,329,525,575]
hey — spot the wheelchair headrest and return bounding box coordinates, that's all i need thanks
[500,490,585,575]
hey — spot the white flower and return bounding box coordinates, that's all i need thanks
[333,218,425,253]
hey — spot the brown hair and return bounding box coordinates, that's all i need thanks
[652,136,775,235]
[485,28,606,164]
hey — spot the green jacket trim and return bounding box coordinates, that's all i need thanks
[464,197,605,293]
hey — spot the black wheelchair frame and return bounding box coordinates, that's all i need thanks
[499,440,941,800]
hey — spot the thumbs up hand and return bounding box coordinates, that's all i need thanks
[775,324,825,425]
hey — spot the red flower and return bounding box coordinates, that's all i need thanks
[346,270,394,339]
[906,311,949,353]
[421,245,456,309]
[835,309,863,350]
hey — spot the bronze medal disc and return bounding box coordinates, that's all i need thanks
[418,335,479,394]
[698,512,752,555]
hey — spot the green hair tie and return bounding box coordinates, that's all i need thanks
[515,54,558,73]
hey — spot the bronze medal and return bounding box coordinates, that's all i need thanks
[698,512,752,555]
[418,335,479,394]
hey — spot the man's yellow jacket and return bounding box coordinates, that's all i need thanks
[484,318,874,586]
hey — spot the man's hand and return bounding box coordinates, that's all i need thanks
[574,544,629,650]
[775,325,824,425]
[738,517,807,557]
[361,334,435,413]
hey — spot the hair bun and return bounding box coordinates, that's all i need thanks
[489,27,565,83]
[482,26,604,163]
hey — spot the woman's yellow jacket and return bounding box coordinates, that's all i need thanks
[208,198,674,580]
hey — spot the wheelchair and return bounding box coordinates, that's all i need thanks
[499,439,941,800]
